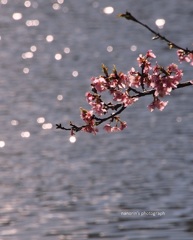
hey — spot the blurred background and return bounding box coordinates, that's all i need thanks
[0,0,193,239]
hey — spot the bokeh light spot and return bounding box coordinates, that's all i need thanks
[21,131,30,138]
[107,45,113,52]
[12,13,22,20]
[22,52,33,59]
[42,123,53,130]
[57,95,63,101]
[1,0,8,4]
[11,120,19,126]
[46,35,54,42]
[0,141,5,148]
[64,47,70,54]
[55,53,62,60]
[26,19,39,27]
[69,136,76,143]
[72,71,78,77]
[155,19,165,29]
[52,3,60,10]
[24,1,31,7]
[37,117,45,124]
[103,6,114,15]
[130,45,137,51]
[23,68,29,74]
[30,45,37,52]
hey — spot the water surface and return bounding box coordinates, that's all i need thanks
[0,0,193,239]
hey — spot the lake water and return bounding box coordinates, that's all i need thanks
[0,0,193,239]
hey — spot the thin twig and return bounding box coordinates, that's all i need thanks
[119,12,193,54]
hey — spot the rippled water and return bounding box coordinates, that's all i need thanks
[0,0,193,239]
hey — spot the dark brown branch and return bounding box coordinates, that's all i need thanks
[119,12,193,54]
[56,81,193,132]
[132,80,193,98]
[94,104,126,123]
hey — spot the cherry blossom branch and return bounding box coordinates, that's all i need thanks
[56,49,193,134]
[56,13,193,136]
[56,78,193,133]
[132,80,193,98]
[119,12,193,54]
[56,104,126,132]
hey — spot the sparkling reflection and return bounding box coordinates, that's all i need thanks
[55,53,62,60]
[130,45,137,51]
[107,45,113,52]
[21,131,30,138]
[72,71,78,77]
[30,45,37,52]
[11,120,19,126]
[23,68,29,74]
[69,135,76,143]
[26,19,39,27]
[12,13,22,21]
[155,18,166,29]
[0,141,5,148]
[57,0,64,4]
[22,52,33,59]
[37,117,45,124]
[64,47,70,54]
[46,35,54,42]
[42,123,53,130]
[57,95,63,101]
[52,3,60,10]
[103,6,114,15]
[24,1,31,7]
[1,0,8,4]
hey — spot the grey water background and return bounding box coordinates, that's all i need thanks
[0,0,193,239]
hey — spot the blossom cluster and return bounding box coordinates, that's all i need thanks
[177,49,193,66]
[77,50,184,134]
[56,12,193,136]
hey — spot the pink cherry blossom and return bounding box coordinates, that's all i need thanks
[150,63,183,97]
[103,124,120,133]
[128,68,141,88]
[112,90,138,106]
[91,76,107,92]
[82,124,98,135]
[146,49,156,59]
[177,50,193,66]
[117,72,130,88]
[112,90,125,102]
[103,124,113,133]
[148,98,168,112]
[85,92,107,115]
[85,92,95,103]
[137,50,154,74]
[80,108,94,124]
[92,102,107,115]
[103,121,127,133]
[107,76,118,89]
[80,108,98,134]
[120,121,127,130]
[122,95,138,107]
